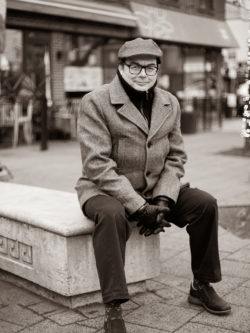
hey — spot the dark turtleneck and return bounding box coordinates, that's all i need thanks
[117,69,156,127]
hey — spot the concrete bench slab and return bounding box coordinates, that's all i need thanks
[0,182,160,307]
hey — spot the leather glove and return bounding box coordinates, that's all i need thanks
[153,196,174,228]
[132,203,171,237]
[139,196,175,237]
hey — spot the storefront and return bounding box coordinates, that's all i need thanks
[1,0,238,142]
[1,0,136,141]
[131,1,238,133]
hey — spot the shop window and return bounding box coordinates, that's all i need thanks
[157,0,180,7]
[159,45,183,97]
[185,0,197,10]
[0,29,24,102]
[199,0,214,12]
[2,29,23,73]
[103,40,123,83]
[183,48,206,101]
[64,36,122,97]
[64,36,104,97]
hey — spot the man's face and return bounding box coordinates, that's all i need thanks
[119,55,158,92]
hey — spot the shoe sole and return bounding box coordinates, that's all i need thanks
[188,295,231,315]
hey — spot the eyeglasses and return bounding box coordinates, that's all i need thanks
[124,62,158,76]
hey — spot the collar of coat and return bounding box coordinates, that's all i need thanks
[109,74,172,138]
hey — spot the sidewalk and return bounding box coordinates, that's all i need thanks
[0,118,250,332]
[1,119,249,206]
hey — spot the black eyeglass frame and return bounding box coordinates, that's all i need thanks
[123,61,159,76]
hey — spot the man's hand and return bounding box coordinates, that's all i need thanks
[153,196,174,228]
[132,203,170,236]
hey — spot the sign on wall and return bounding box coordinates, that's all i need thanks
[64,66,103,92]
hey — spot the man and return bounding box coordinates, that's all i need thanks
[76,37,231,333]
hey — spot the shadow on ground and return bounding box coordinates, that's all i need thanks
[219,206,250,239]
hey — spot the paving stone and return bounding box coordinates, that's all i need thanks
[175,322,238,333]
[126,322,169,332]
[226,247,250,264]
[226,286,250,307]
[154,285,189,307]
[0,280,14,290]
[208,276,247,297]
[219,251,231,260]
[45,309,85,325]
[0,305,42,328]
[0,319,21,333]
[191,305,250,332]
[125,302,199,331]
[78,316,104,329]
[146,279,167,291]
[221,260,250,279]
[130,291,162,306]
[77,303,104,318]
[153,273,190,293]
[28,301,64,315]
[242,280,250,288]
[161,247,185,261]
[219,233,250,253]
[218,227,228,237]
[18,319,95,332]
[121,300,139,311]
[0,284,43,307]
[161,253,192,280]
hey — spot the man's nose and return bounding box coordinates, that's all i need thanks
[138,68,147,77]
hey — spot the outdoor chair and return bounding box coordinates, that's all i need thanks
[0,100,33,147]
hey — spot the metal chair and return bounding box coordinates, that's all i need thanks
[0,100,33,147]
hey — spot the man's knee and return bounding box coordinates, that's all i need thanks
[96,196,125,217]
[86,195,127,227]
[191,190,218,229]
[198,191,217,213]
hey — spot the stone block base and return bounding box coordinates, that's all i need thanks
[0,269,146,308]
[0,183,161,304]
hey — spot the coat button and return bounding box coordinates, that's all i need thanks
[146,171,151,177]
[147,141,152,148]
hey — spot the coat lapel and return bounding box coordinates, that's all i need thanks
[109,75,149,135]
[148,88,172,140]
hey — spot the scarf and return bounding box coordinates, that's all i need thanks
[117,69,156,127]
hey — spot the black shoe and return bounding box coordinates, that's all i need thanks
[188,281,231,315]
[104,302,127,333]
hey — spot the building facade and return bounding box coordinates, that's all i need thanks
[1,0,238,140]
[223,0,249,117]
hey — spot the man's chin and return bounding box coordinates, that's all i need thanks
[133,83,151,91]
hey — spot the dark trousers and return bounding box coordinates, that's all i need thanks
[84,186,222,304]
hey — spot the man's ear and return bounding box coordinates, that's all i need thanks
[118,63,124,73]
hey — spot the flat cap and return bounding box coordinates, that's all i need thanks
[118,37,163,59]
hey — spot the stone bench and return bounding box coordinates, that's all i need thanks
[0,182,160,307]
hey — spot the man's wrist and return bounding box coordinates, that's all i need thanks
[153,196,175,208]
[132,202,148,218]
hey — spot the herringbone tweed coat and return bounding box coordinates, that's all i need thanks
[75,75,187,215]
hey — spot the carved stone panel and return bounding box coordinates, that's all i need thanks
[0,235,8,254]
[20,242,33,265]
[0,234,33,266]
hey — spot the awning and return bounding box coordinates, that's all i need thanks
[7,0,137,27]
[131,2,238,48]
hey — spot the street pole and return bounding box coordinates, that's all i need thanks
[40,48,50,151]
[0,0,6,96]
[40,95,48,151]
